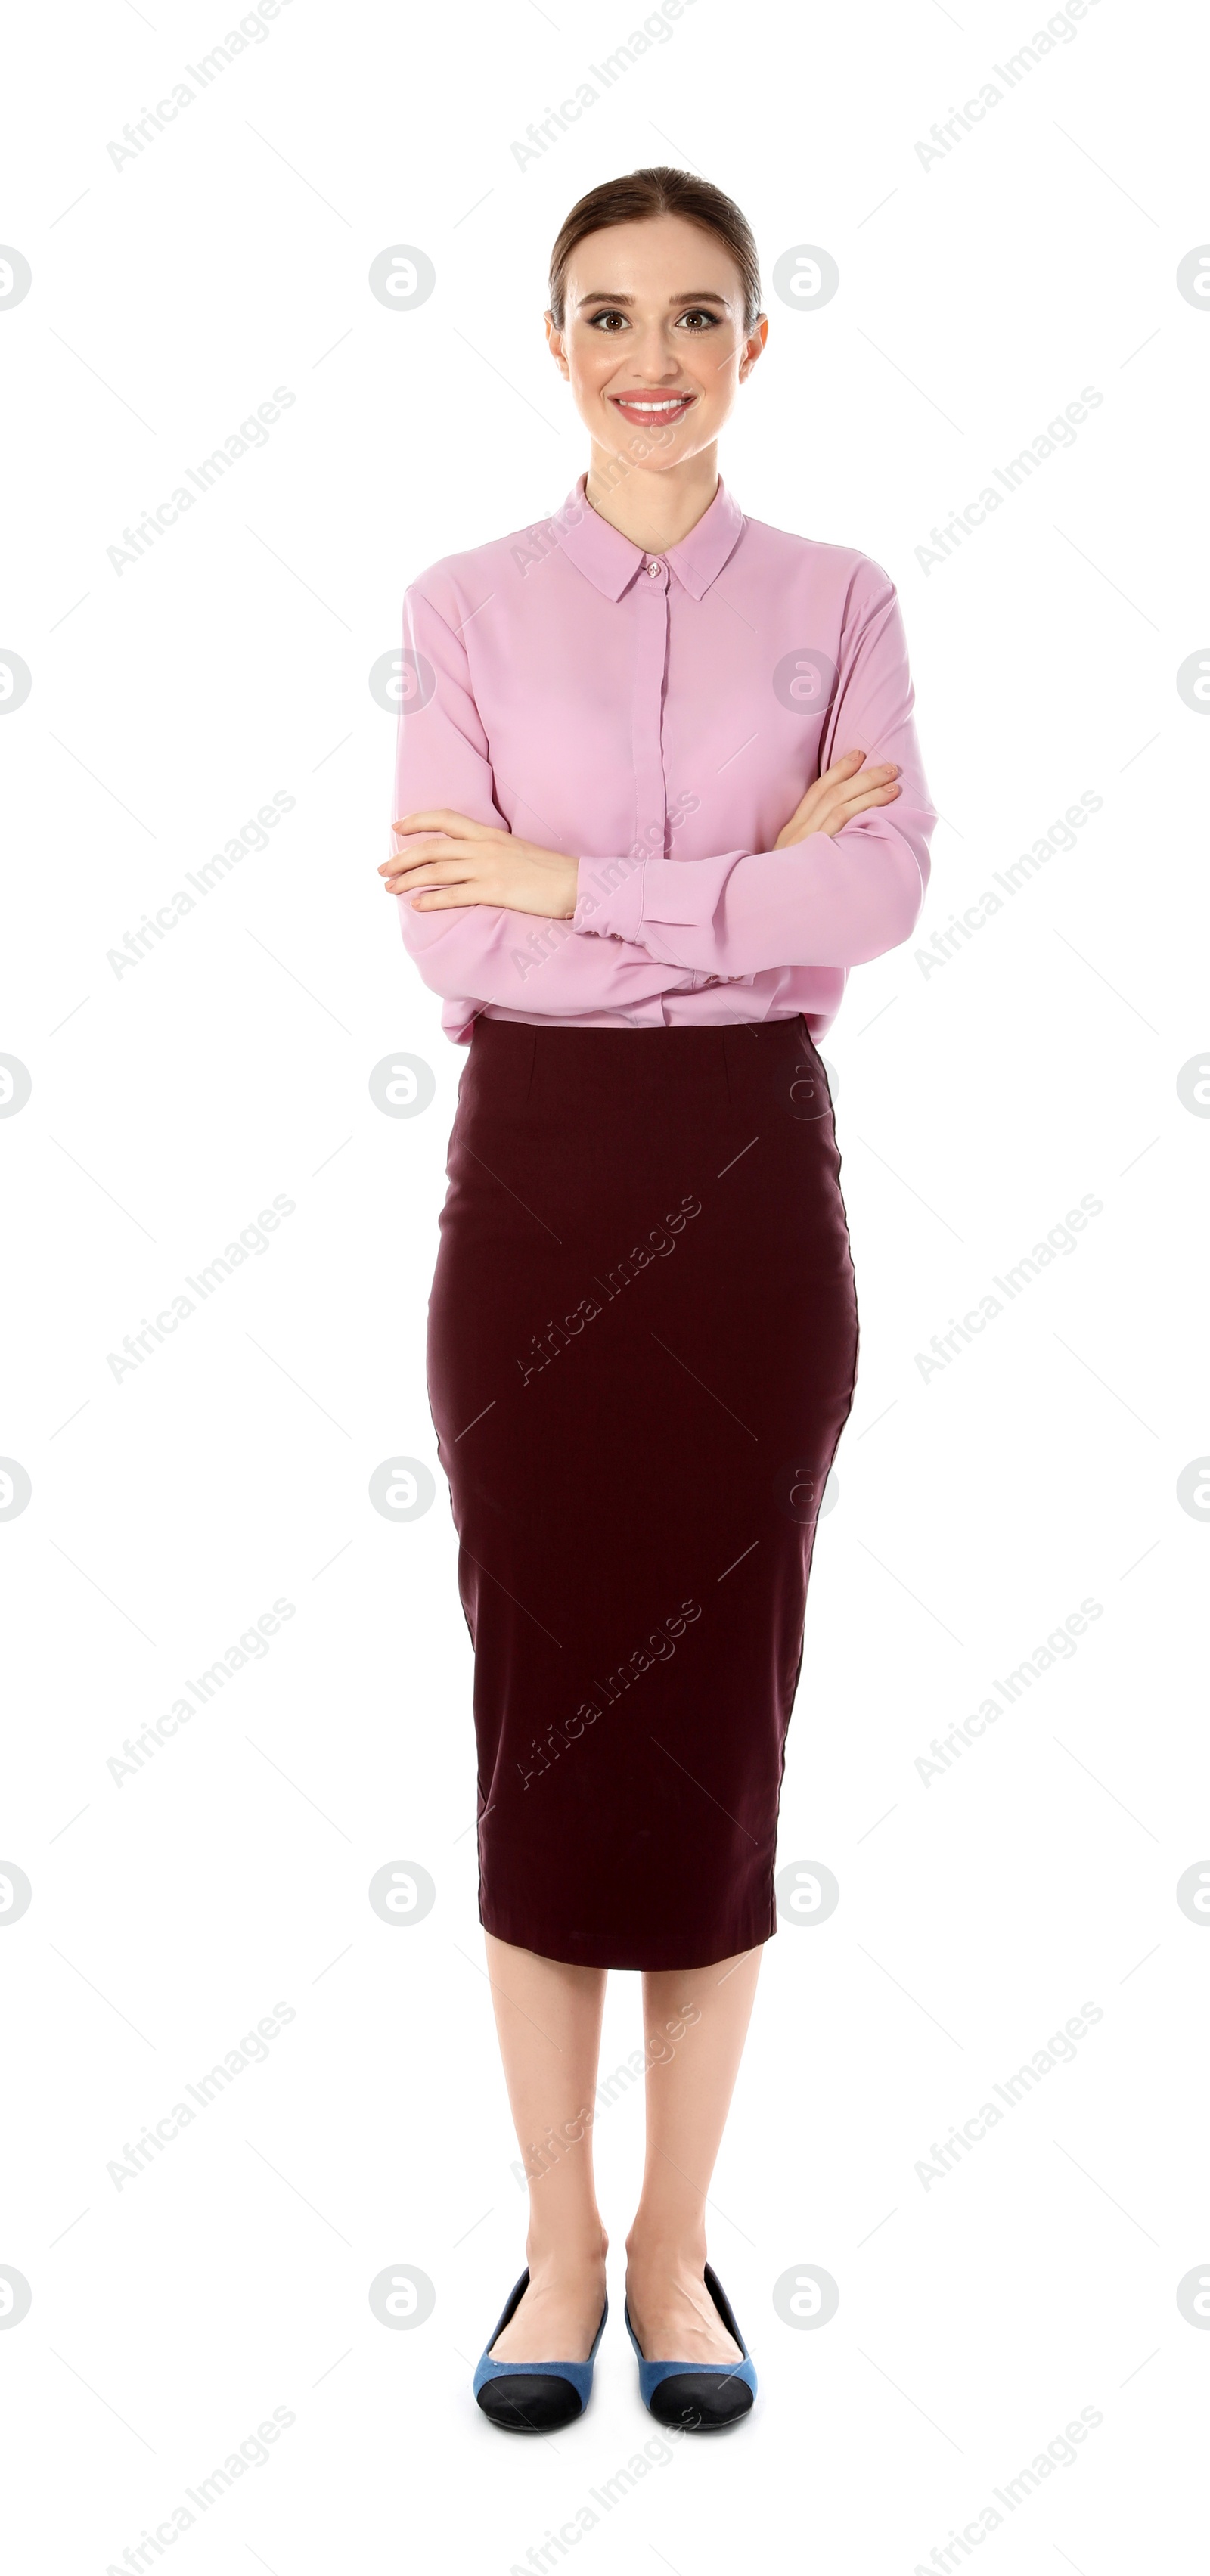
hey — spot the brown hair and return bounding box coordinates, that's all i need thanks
[548,166,762,333]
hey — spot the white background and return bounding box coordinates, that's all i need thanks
[2,1,1208,2568]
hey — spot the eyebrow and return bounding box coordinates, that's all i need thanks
[575,289,732,309]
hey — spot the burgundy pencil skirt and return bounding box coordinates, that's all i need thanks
[426,1012,860,1971]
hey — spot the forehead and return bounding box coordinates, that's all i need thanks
[564,211,742,299]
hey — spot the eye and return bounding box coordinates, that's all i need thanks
[677,308,723,330]
[586,308,629,331]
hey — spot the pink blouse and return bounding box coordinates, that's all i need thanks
[391,472,935,1044]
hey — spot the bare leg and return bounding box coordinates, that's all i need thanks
[482,1932,609,2363]
[625,1944,764,2364]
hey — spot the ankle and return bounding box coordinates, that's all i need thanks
[526,2224,608,2278]
[625,2224,706,2277]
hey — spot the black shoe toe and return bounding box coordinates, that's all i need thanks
[646,2370,754,2431]
[476,2373,584,2433]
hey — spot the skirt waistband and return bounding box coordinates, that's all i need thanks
[470,1012,817,1057]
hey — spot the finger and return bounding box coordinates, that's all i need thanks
[818,774,901,818]
[381,838,463,876]
[845,779,901,802]
[389,863,479,895]
[384,871,474,895]
[408,886,482,909]
[391,810,474,836]
[389,878,475,900]
[391,809,498,841]
[785,756,896,824]
[832,783,902,821]
[378,840,445,871]
[824,756,899,784]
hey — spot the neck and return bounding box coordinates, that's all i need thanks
[582,444,720,554]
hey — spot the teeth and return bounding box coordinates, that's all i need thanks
[617,398,689,411]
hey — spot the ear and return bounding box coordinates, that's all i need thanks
[739,313,769,380]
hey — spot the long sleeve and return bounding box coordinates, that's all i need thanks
[389,481,935,1043]
[572,567,935,976]
[392,586,698,1033]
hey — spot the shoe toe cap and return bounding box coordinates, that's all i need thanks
[476,2373,584,2432]
[646,2369,754,2429]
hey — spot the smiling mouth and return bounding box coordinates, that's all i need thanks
[607,393,697,422]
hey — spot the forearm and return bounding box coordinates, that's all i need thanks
[574,811,932,977]
[396,882,701,1015]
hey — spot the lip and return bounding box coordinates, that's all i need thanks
[607,392,697,424]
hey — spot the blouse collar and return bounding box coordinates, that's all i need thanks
[554,470,745,601]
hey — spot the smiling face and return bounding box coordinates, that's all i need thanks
[546,212,766,478]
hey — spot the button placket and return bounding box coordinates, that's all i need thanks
[631,565,670,880]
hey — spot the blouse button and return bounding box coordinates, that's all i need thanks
[647,557,662,577]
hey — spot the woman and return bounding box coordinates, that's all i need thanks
[381,166,935,2434]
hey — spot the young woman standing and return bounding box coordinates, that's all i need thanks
[381,166,935,2433]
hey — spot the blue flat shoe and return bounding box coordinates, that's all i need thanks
[473,2270,608,2432]
[625,2263,756,2430]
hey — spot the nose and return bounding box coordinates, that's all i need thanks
[614,318,687,379]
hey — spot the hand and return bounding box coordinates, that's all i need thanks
[774,749,901,848]
[380,810,580,917]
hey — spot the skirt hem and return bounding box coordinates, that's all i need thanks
[479,1901,779,1974]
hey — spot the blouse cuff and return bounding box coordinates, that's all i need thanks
[576,849,756,948]
[574,854,646,944]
